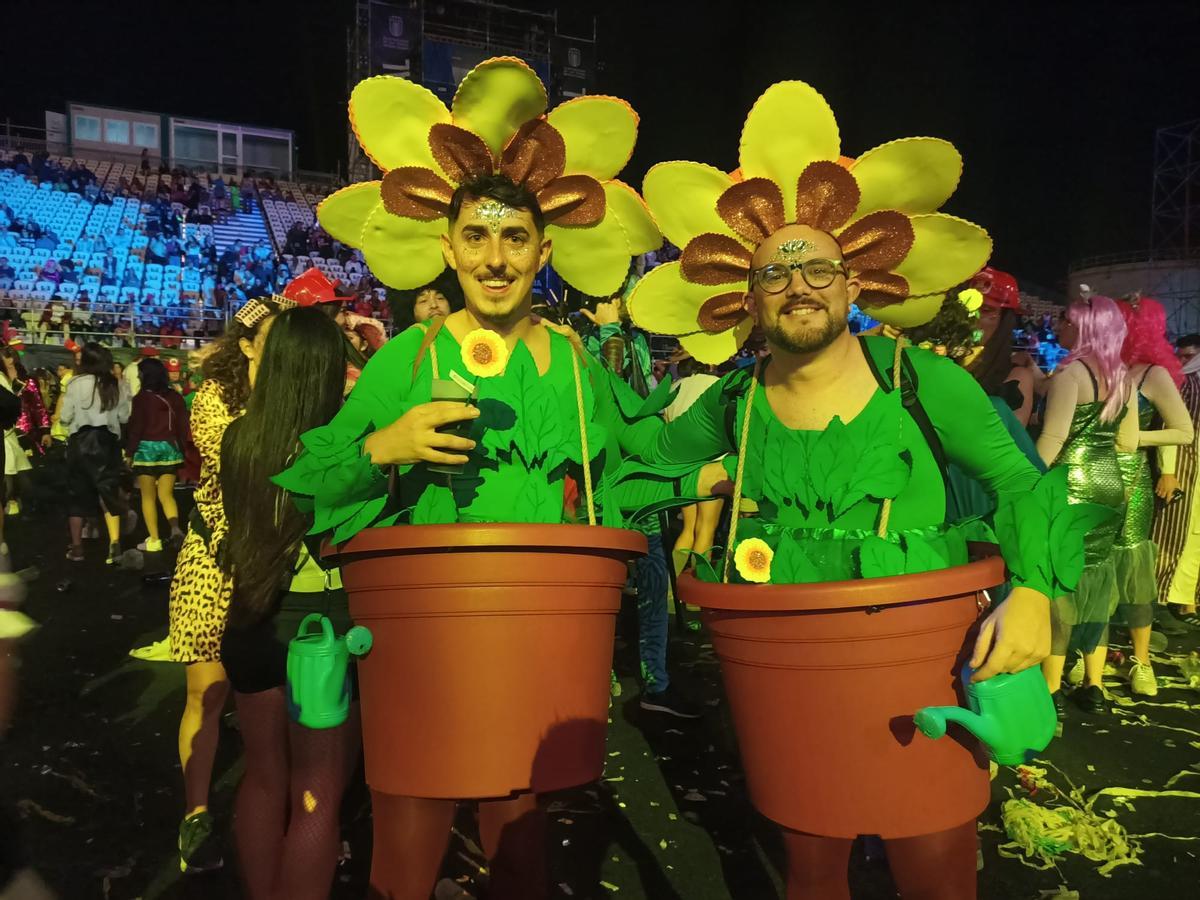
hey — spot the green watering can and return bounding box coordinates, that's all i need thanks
[913,665,1056,765]
[286,614,373,730]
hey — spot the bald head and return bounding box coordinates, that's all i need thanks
[745,224,860,355]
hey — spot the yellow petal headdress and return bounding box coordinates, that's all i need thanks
[320,57,661,297]
[628,81,992,363]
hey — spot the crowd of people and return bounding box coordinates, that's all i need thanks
[0,153,394,361]
[5,60,1200,900]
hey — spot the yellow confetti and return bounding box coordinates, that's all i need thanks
[303,790,318,813]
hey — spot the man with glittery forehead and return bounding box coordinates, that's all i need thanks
[622,79,1087,898]
[275,59,668,899]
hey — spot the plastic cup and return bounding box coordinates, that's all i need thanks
[427,379,476,475]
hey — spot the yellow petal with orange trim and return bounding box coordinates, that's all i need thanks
[679,319,754,366]
[848,138,963,219]
[359,205,446,290]
[548,95,638,182]
[461,328,509,377]
[547,206,631,298]
[643,162,740,250]
[317,181,382,248]
[605,181,662,256]
[734,537,773,583]
[628,262,732,336]
[893,213,993,299]
[349,76,450,171]
[738,81,840,221]
[451,57,548,158]
[859,292,945,329]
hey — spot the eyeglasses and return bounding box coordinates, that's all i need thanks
[750,258,845,294]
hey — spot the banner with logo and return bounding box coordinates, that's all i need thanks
[550,36,594,98]
[370,1,420,77]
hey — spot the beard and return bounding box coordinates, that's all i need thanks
[762,303,849,354]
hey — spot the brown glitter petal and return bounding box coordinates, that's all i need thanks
[697,291,749,334]
[837,211,915,272]
[499,119,566,194]
[794,161,861,232]
[680,234,754,286]
[538,175,606,226]
[853,270,910,306]
[429,123,496,184]
[716,178,786,245]
[380,167,455,220]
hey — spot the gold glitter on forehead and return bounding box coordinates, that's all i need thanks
[771,238,815,265]
[471,199,519,233]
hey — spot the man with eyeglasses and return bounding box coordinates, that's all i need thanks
[634,221,1050,676]
[622,221,1055,895]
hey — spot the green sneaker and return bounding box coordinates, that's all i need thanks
[179,810,223,874]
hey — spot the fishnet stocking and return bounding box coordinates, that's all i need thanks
[232,689,359,900]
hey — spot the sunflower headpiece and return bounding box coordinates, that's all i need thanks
[317,57,660,298]
[628,81,993,363]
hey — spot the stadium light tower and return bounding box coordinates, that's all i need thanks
[1150,118,1200,259]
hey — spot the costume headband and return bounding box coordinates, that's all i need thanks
[234,298,276,328]
[628,80,993,363]
[316,57,660,297]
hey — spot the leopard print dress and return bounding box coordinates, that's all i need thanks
[168,380,236,663]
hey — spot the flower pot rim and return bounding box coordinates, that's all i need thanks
[680,550,1005,612]
[322,522,647,564]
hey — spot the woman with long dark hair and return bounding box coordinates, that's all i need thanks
[126,358,190,552]
[167,296,287,874]
[58,342,131,563]
[1037,296,1137,716]
[967,269,1039,425]
[218,306,356,900]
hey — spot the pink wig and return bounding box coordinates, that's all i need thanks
[1118,297,1183,387]
[1062,295,1129,423]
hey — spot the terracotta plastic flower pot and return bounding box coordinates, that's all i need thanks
[324,523,646,799]
[680,549,1006,838]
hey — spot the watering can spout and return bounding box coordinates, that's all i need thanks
[913,666,1057,766]
[914,705,998,747]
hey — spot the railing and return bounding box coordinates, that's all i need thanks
[1071,248,1200,271]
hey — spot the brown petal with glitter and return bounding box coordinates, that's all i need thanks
[697,291,750,334]
[499,119,566,194]
[794,161,861,232]
[538,174,606,226]
[717,178,786,245]
[853,270,910,306]
[429,123,496,184]
[380,167,455,220]
[837,211,915,273]
[680,233,754,286]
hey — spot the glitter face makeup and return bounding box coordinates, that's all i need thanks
[474,199,519,233]
[772,238,816,266]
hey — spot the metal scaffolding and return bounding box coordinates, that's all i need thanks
[1150,118,1200,257]
[344,0,597,187]
[346,0,374,184]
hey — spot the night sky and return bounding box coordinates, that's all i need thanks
[6,0,1200,295]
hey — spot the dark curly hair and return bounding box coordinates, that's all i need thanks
[386,268,465,332]
[199,298,288,414]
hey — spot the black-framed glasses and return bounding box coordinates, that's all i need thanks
[751,258,845,294]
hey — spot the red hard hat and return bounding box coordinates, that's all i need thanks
[970,267,1020,310]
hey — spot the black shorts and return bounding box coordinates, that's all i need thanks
[221,588,354,696]
[66,426,127,518]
